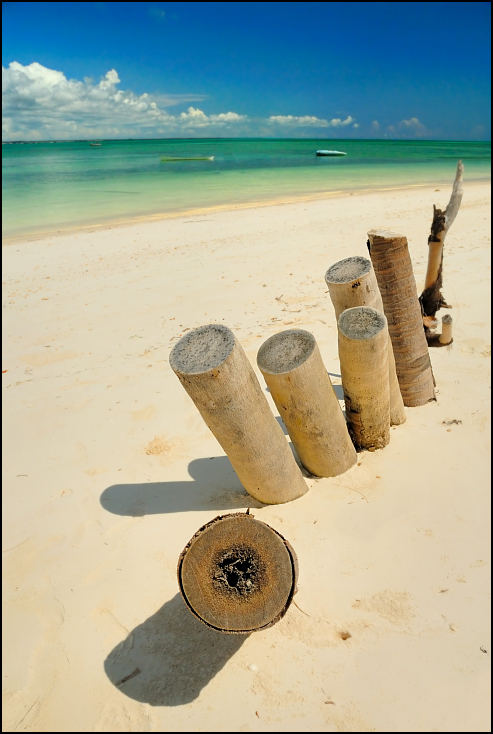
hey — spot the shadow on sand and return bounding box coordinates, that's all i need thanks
[104,593,248,706]
[100,455,267,517]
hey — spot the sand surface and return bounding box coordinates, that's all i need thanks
[2,182,491,732]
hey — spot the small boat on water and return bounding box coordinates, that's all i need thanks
[90,141,102,146]
[160,155,214,162]
[315,150,346,156]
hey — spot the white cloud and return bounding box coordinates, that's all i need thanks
[2,62,247,140]
[268,114,355,128]
[387,117,428,138]
[2,61,358,140]
[371,120,380,131]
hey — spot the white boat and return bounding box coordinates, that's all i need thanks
[315,150,346,156]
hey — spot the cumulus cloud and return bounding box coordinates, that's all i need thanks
[387,117,428,138]
[268,114,355,128]
[2,61,247,140]
[371,120,380,131]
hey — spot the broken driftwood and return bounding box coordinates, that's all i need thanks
[419,161,464,322]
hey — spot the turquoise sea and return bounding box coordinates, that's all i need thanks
[2,138,491,239]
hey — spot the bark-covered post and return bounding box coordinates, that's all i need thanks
[338,307,390,451]
[178,512,298,634]
[419,161,464,323]
[325,256,405,426]
[367,230,436,407]
[170,324,308,505]
[257,329,357,477]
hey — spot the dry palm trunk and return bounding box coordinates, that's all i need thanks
[419,161,464,327]
[257,329,357,477]
[325,256,406,426]
[337,307,390,451]
[178,512,298,633]
[367,230,435,406]
[170,324,307,505]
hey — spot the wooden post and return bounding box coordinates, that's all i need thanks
[439,314,453,345]
[325,256,406,426]
[178,512,298,634]
[367,230,436,407]
[420,161,464,320]
[257,329,357,477]
[338,307,390,451]
[170,324,308,505]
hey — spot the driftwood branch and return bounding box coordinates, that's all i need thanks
[419,161,464,322]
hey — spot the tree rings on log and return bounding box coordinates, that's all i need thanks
[177,513,298,634]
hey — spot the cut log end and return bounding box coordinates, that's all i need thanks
[169,323,235,375]
[257,329,315,375]
[325,256,371,285]
[338,307,386,341]
[178,513,298,634]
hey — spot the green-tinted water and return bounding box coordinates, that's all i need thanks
[2,138,490,239]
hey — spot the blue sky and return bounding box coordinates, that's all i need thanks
[2,1,491,140]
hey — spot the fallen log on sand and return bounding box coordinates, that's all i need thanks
[178,512,298,633]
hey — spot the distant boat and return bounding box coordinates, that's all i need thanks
[90,141,102,146]
[160,155,214,162]
[315,150,346,156]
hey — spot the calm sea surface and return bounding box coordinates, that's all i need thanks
[2,138,490,239]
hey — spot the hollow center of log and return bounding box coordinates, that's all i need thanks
[212,545,265,598]
[169,323,235,374]
[325,256,371,284]
[338,306,386,340]
[257,329,315,374]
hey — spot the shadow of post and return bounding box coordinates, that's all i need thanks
[100,455,265,517]
[104,594,248,706]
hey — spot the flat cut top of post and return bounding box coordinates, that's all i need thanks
[257,329,316,375]
[442,314,453,324]
[338,307,386,340]
[367,229,405,240]
[325,256,371,285]
[170,324,235,375]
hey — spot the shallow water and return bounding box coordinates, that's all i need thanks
[2,138,490,238]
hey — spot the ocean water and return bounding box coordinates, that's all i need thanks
[2,138,490,239]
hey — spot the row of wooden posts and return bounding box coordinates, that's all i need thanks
[170,229,453,506]
[171,225,456,634]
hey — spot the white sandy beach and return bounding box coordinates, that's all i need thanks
[2,182,491,732]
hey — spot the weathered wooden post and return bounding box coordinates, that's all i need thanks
[367,230,436,407]
[178,512,298,633]
[325,256,405,426]
[170,324,308,505]
[338,307,390,451]
[439,314,453,345]
[257,329,357,477]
